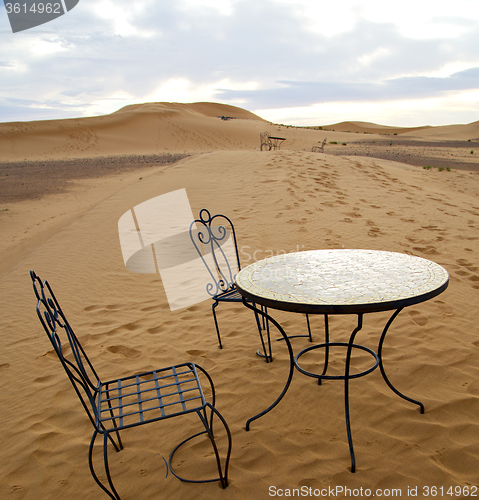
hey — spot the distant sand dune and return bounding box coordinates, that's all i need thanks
[319,120,479,140]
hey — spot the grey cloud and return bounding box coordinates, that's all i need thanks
[214,67,479,108]
[0,97,92,122]
[1,0,479,122]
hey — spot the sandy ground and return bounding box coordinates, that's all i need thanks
[0,103,478,500]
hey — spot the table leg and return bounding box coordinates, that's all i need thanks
[377,308,425,413]
[344,314,364,473]
[254,304,273,363]
[318,314,330,385]
[242,298,295,431]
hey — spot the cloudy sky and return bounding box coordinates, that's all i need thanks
[1,0,479,126]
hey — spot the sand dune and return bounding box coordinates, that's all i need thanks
[0,102,267,162]
[0,103,479,500]
[402,120,479,141]
[320,120,479,141]
[318,120,433,136]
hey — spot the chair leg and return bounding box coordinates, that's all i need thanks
[253,304,272,363]
[103,432,122,499]
[204,403,232,488]
[89,431,121,500]
[211,302,223,349]
[194,364,217,428]
[104,385,124,451]
[168,404,232,488]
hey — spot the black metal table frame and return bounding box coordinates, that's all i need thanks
[268,136,286,150]
[240,299,437,473]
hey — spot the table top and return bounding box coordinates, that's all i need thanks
[235,249,449,314]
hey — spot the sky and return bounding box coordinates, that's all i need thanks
[1,0,479,127]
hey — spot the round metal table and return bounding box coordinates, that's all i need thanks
[235,249,449,472]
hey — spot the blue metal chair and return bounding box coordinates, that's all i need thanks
[189,209,313,361]
[30,271,231,500]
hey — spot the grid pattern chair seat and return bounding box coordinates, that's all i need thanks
[97,364,207,430]
[31,271,231,500]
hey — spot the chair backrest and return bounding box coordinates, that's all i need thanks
[30,271,101,428]
[189,209,241,298]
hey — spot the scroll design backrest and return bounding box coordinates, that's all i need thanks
[189,209,241,298]
[31,271,101,428]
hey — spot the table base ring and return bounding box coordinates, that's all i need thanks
[295,342,379,380]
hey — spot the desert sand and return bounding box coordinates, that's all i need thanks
[0,102,478,499]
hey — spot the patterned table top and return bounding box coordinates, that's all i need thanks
[235,249,449,314]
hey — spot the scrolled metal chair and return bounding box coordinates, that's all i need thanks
[30,270,231,500]
[189,209,274,360]
[260,131,273,151]
[312,137,327,153]
[189,210,314,361]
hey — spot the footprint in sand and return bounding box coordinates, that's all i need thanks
[105,304,121,311]
[186,350,206,357]
[408,310,428,326]
[241,442,254,449]
[0,363,10,371]
[33,374,56,385]
[146,325,163,334]
[300,428,315,435]
[106,345,141,358]
[469,275,479,289]
[366,220,382,238]
[83,305,101,312]
[42,348,61,359]
[412,245,440,255]
[456,258,472,266]
[434,301,455,316]
[345,209,362,219]
[141,304,160,312]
